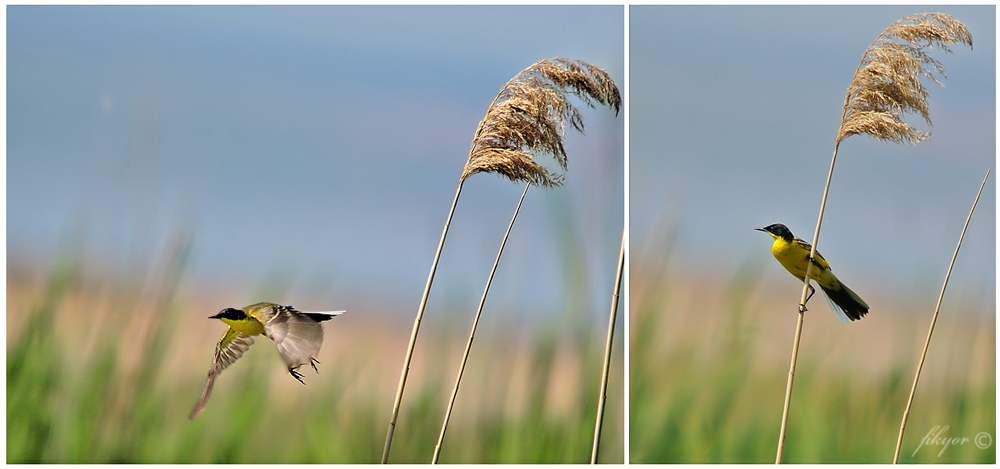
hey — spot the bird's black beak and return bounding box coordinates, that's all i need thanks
[755,227,766,232]
[208,313,221,319]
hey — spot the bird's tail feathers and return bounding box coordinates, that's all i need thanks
[821,291,851,324]
[820,283,869,323]
[303,310,345,322]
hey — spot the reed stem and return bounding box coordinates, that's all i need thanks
[382,180,465,464]
[590,232,625,464]
[431,183,529,464]
[776,141,841,464]
[892,168,990,463]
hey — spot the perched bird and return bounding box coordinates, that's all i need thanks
[189,302,344,420]
[756,223,869,323]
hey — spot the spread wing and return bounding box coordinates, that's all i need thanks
[262,305,338,383]
[188,327,255,420]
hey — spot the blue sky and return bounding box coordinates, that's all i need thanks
[7,6,625,324]
[630,5,995,306]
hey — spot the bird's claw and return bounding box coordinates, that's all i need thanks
[290,359,322,384]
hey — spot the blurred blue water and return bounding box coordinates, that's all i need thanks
[7,6,625,324]
[630,5,995,303]
[8,5,994,326]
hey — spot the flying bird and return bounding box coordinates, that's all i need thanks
[189,302,344,420]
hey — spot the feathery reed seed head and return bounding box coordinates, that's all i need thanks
[462,58,621,187]
[838,13,972,144]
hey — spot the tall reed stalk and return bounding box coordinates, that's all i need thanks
[382,58,620,463]
[432,183,529,464]
[591,232,625,464]
[892,169,990,463]
[775,13,972,464]
[381,180,463,463]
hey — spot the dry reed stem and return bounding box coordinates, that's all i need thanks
[432,183,529,464]
[775,304,806,464]
[462,58,621,187]
[892,169,990,463]
[591,233,625,464]
[777,140,841,464]
[382,181,464,464]
[776,13,971,464]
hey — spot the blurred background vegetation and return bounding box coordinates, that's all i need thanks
[6,231,624,463]
[629,225,994,463]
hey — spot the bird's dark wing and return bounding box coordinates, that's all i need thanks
[793,236,830,270]
[189,328,254,420]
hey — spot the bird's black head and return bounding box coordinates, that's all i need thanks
[756,223,794,241]
[209,307,247,320]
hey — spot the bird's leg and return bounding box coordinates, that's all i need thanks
[310,358,320,373]
[799,284,815,313]
[289,367,306,385]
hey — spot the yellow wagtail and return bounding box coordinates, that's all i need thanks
[756,223,869,323]
[189,302,344,420]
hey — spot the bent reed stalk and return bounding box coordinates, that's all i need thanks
[383,58,620,464]
[892,169,990,464]
[591,233,625,464]
[381,180,463,464]
[775,13,972,464]
[431,183,529,464]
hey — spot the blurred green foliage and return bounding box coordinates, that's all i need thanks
[7,246,624,463]
[629,245,995,463]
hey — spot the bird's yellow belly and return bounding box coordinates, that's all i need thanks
[221,317,265,336]
[771,241,841,289]
[772,242,812,281]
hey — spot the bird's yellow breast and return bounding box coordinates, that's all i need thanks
[220,317,265,336]
[771,238,813,282]
[770,237,840,289]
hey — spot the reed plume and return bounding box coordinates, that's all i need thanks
[382,57,620,464]
[462,57,622,187]
[775,13,971,464]
[837,12,972,145]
